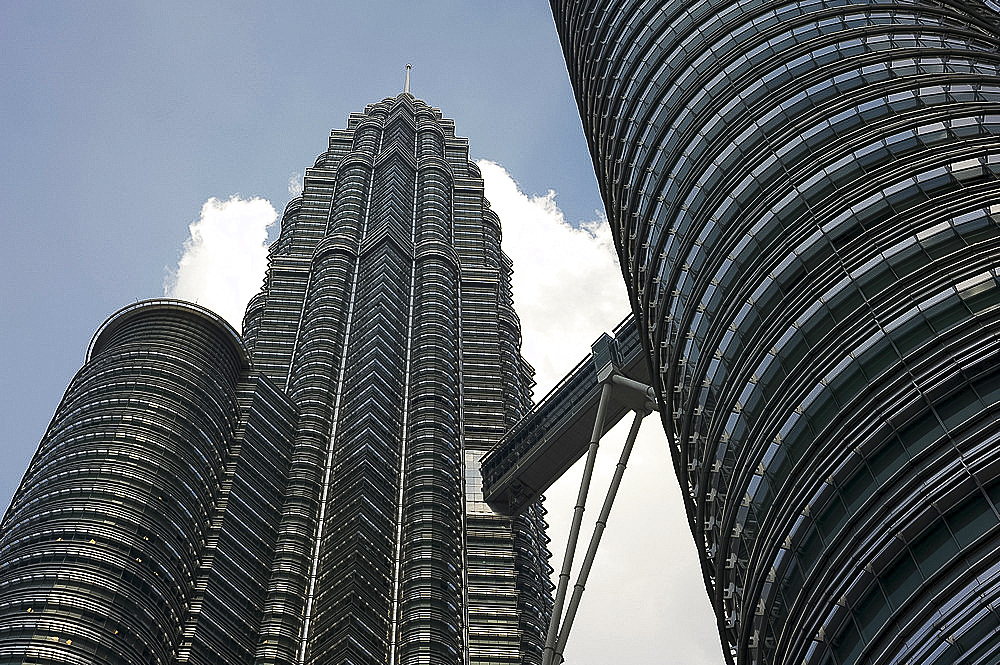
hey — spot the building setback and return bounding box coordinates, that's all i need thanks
[551,1,1000,664]
[0,92,552,665]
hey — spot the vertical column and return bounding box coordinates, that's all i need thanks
[255,139,375,665]
[305,107,414,664]
[395,119,466,664]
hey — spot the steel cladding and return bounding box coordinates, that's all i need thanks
[552,1,1000,663]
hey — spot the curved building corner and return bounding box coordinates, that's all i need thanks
[0,299,296,665]
[552,2,1000,664]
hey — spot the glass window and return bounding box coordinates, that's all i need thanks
[937,387,984,431]
[946,492,997,548]
[898,412,945,457]
[853,584,890,642]
[840,466,875,512]
[831,616,863,665]
[911,520,959,578]
[882,550,921,609]
[816,496,848,543]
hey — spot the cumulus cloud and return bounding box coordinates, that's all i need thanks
[164,195,276,330]
[480,160,724,665]
[478,160,629,395]
[288,172,304,197]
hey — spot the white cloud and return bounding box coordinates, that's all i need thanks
[164,195,276,330]
[480,160,725,665]
[288,172,304,197]
[478,160,629,395]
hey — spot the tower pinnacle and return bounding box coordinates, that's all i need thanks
[404,64,412,94]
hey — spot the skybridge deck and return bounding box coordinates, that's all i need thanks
[481,314,651,515]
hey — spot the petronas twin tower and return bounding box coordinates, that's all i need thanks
[242,94,550,665]
[0,94,551,664]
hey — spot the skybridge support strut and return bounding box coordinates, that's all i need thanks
[542,381,612,665]
[554,408,646,663]
[541,357,658,665]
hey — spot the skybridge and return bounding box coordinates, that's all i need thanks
[482,313,663,665]
[480,314,655,515]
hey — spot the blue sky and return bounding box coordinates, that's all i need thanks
[1,4,723,662]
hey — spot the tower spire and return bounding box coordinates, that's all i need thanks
[404,64,412,94]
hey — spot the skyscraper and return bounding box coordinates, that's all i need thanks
[552,1,1000,664]
[0,92,551,665]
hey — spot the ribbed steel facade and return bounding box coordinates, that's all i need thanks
[552,1,1000,664]
[0,93,550,665]
[242,92,551,665]
[0,301,296,664]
